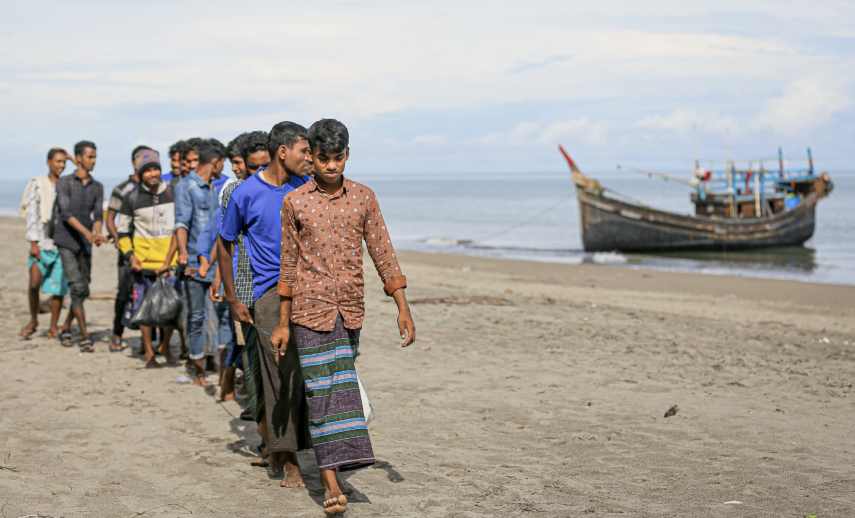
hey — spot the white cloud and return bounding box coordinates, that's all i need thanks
[752,79,852,134]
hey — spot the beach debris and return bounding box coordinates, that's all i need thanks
[504,289,513,294]
[419,346,431,351]
[722,501,743,505]
[820,337,830,344]
[88,292,118,300]
[410,296,512,306]
[170,375,194,384]
[664,404,678,418]
[462,266,471,272]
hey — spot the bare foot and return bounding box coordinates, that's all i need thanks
[221,391,235,402]
[145,357,162,368]
[280,452,306,488]
[321,471,347,515]
[193,374,208,387]
[323,493,347,515]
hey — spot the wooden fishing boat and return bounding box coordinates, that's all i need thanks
[559,146,834,253]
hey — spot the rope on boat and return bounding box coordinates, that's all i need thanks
[475,193,574,244]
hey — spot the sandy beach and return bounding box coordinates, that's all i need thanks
[0,214,853,517]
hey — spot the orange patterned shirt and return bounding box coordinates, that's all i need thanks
[278,178,407,331]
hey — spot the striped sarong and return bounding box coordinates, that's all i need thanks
[294,313,374,471]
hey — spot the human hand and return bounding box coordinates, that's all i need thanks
[29,242,41,261]
[198,260,210,279]
[184,266,198,277]
[397,308,416,347]
[93,233,106,246]
[270,325,290,363]
[209,280,223,302]
[155,262,171,278]
[178,250,189,266]
[84,230,96,244]
[129,255,143,272]
[228,300,253,324]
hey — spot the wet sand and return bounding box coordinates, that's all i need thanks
[0,215,853,517]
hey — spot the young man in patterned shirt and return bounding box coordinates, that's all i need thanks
[271,119,416,515]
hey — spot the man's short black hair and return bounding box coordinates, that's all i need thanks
[47,148,66,160]
[242,131,270,162]
[267,122,308,158]
[227,133,248,160]
[307,119,348,155]
[184,137,204,158]
[169,140,187,157]
[131,145,152,162]
[74,140,96,157]
[198,138,226,165]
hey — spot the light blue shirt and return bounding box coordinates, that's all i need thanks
[174,172,219,281]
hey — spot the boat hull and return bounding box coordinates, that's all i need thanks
[577,187,817,252]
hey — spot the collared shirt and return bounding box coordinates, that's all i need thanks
[24,178,56,251]
[173,171,218,279]
[278,178,407,331]
[52,172,104,254]
[220,179,254,308]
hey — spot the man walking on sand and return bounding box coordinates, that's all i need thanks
[53,141,105,352]
[218,123,311,485]
[19,148,75,340]
[216,131,273,459]
[105,145,151,352]
[118,149,180,367]
[173,139,226,385]
[271,119,415,515]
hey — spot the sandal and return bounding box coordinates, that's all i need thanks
[79,338,94,353]
[19,326,37,340]
[250,453,269,468]
[109,336,124,353]
[59,330,74,348]
[240,408,253,421]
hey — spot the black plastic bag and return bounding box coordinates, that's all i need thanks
[130,277,183,328]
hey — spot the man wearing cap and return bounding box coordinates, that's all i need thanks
[117,149,180,367]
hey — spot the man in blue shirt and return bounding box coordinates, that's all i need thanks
[174,138,226,385]
[219,122,311,487]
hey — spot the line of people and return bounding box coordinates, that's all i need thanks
[19,120,417,516]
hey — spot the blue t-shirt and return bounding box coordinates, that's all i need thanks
[219,171,309,301]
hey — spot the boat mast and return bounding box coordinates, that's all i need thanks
[727,129,735,217]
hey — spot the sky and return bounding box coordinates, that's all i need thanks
[2,0,854,180]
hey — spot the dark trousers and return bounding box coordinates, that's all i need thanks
[113,255,132,336]
[57,247,91,310]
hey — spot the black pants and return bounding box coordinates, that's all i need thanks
[58,247,91,310]
[114,254,133,336]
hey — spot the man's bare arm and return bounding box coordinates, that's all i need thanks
[175,227,189,265]
[106,209,120,247]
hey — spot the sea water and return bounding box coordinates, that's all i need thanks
[1,171,852,286]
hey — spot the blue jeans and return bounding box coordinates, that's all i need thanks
[185,277,210,360]
[214,299,234,350]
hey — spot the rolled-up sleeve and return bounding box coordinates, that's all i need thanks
[364,196,406,296]
[173,181,191,232]
[277,195,299,297]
